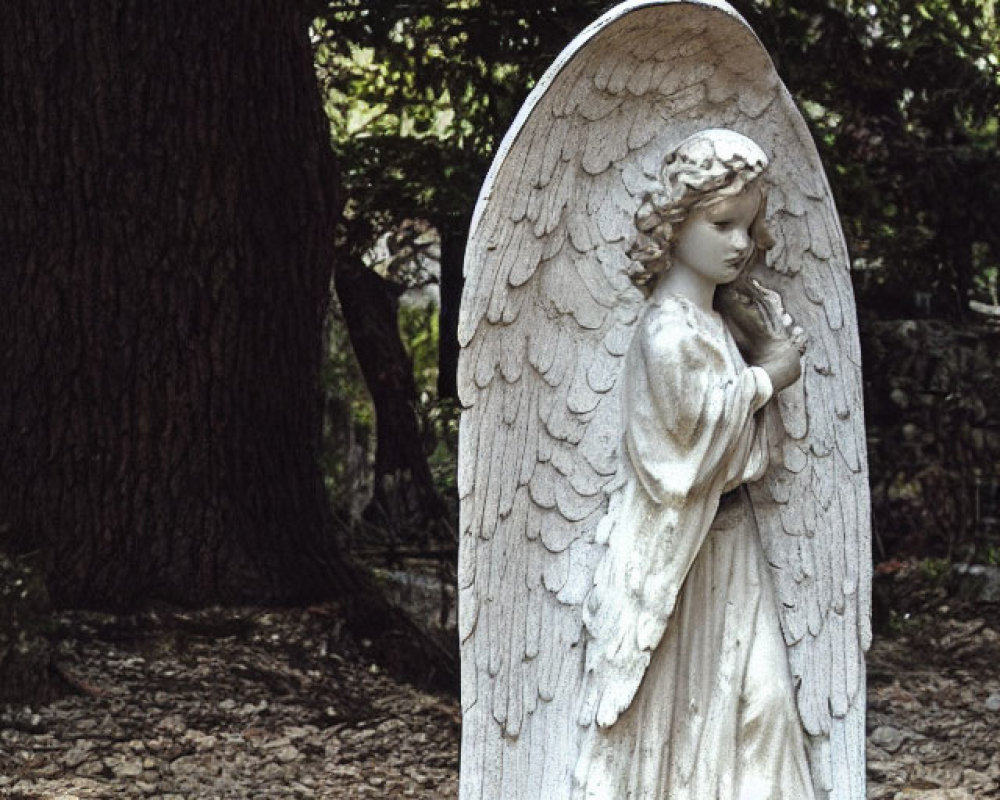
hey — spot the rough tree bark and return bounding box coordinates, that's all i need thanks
[435,215,469,402]
[333,258,447,547]
[0,553,54,704]
[0,1,355,608]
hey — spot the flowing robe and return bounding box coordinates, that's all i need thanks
[573,295,815,799]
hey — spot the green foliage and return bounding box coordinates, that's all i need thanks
[862,317,1000,561]
[318,0,1000,315]
[399,299,461,505]
[315,1,1000,544]
[917,556,952,581]
[320,300,374,511]
[312,1,609,255]
[320,276,459,513]
[399,299,439,392]
[736,0,1000,317]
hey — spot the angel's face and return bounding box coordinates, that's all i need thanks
[671,187,762,287]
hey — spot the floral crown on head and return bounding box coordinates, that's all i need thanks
[629,129,771,290]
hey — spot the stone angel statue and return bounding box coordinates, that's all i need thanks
[456,2,871,799]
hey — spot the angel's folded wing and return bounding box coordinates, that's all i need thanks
[748,143,871,800]
[458,3,870,800]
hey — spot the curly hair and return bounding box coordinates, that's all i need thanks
[628,129,775,292]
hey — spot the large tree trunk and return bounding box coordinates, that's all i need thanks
[0,1,352,608]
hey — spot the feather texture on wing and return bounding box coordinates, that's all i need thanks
[457,3,870,799]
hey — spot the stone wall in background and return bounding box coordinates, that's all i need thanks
[862,318,1000,562]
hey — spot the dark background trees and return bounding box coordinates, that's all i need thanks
[0,0,997,705]
[740,0,1000,319]
[314,0,1000,564]
[315,0,999,324]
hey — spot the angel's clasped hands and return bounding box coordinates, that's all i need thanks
[716,278,805,394]
[751,338,802,394]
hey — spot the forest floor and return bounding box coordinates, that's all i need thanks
[0,562,997,800]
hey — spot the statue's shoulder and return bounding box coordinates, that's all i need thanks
[640,295,726,365]
[642,295,693,334]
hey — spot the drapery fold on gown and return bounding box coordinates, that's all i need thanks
[574,296,815,800]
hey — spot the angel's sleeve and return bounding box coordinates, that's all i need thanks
[624,306,772,505]
[582,305,777,728]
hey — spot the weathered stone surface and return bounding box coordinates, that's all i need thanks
[870,725,907,753]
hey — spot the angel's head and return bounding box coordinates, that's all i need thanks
[629,129,775,292]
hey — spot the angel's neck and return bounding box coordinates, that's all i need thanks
[652,264,717,313]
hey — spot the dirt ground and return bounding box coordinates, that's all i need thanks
[0,564,997,799]
[865,562,1000,799]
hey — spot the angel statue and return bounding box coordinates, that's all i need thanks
[457,2,871,800]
